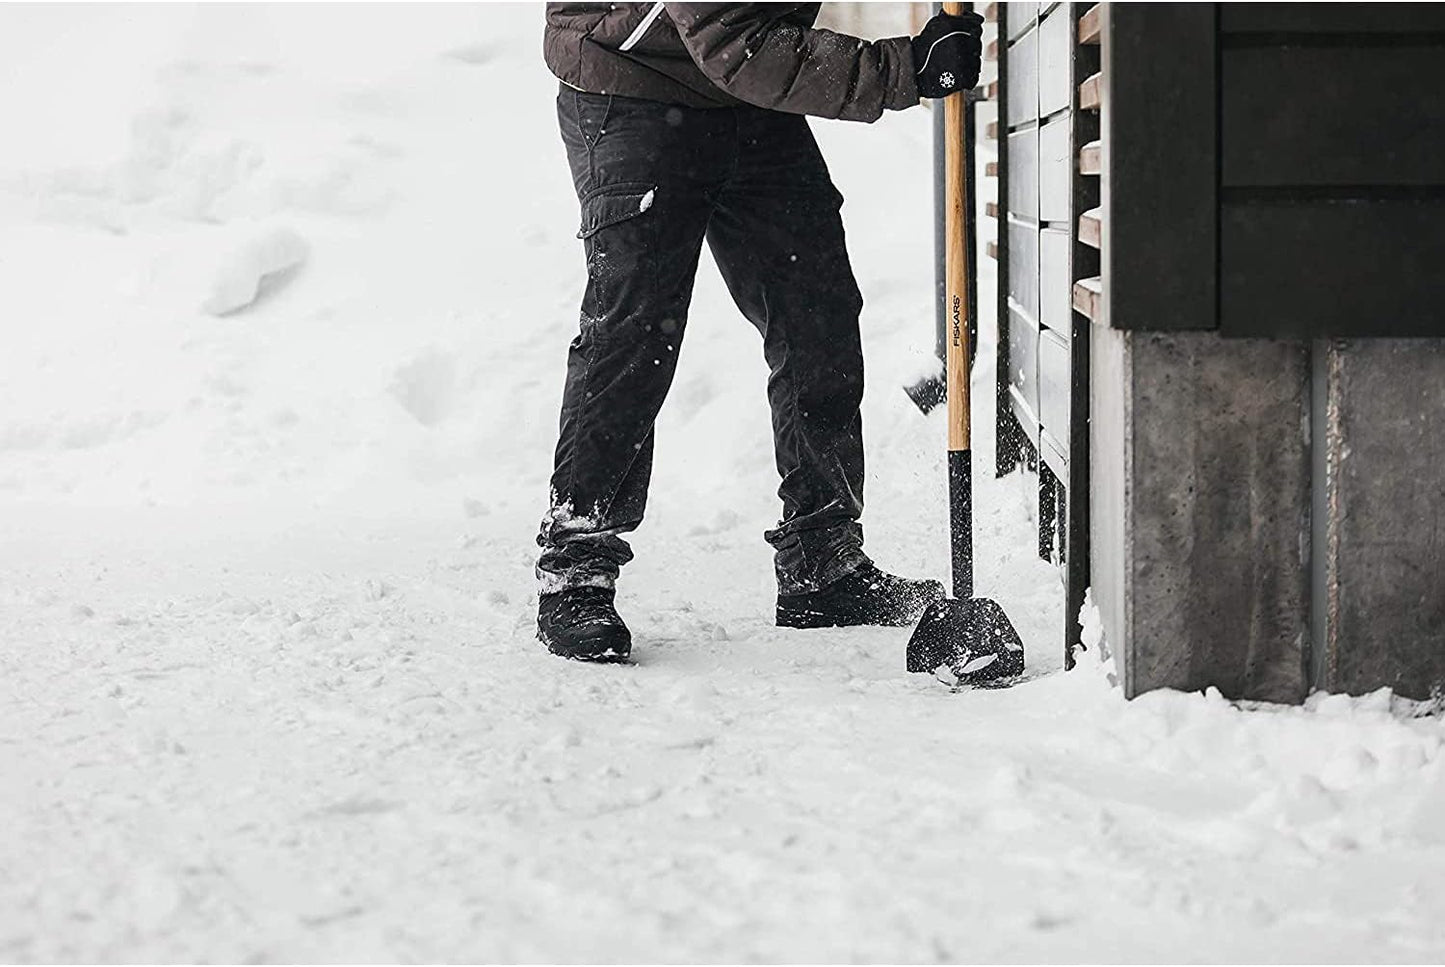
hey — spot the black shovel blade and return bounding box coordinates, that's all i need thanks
[906,596,1025,685]
[903,374,947,415]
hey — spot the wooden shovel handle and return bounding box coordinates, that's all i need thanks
[942,0,971,453]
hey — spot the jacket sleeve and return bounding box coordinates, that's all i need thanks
[662,3,920,122]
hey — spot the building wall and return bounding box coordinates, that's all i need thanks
[1315,339,1445,699]
[1087,3,1445,703]
[1124,333,1311,703]
[1087,322,1127,677]
[1095,329,1445,703]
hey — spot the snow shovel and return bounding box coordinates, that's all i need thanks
[906,20,1024,686]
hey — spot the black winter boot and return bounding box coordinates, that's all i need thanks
[776,564,946,629]
[537,587,632,662]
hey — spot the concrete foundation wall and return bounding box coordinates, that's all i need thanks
[1093,330,1445,703]
[1125,333,1311,702]
[1126,333,1312,703]
[1316,339,1445,700]
[1089,323,1129,678]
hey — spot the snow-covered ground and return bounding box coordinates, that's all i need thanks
[3,5,1445,963]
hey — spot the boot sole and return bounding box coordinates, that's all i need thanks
[537,631,633,663]
[775,606,923,629]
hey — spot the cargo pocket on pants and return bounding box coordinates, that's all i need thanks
[576,183,658,339]
[577,183,657,239]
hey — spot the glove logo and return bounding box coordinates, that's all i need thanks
[939,71,955,90]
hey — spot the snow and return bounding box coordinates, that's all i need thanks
[201,225,309,316]
[3,4,1445,962]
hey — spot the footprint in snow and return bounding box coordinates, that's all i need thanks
[389,349,457,427]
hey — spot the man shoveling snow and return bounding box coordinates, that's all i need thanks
[536,3,983,661]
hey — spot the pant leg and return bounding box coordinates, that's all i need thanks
[703,108,871,595]
[537,91,722,595]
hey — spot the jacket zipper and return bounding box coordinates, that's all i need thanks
[618,2,667,52]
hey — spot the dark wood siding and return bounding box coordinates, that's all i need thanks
[1222,47,1445,187]
[1221,200,1445,338]
[1103,3,1217,332]
[1217,3,1445,337]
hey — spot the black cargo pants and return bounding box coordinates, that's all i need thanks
[537,88,873,597]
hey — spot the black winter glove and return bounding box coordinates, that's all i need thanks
[910,11,984,99]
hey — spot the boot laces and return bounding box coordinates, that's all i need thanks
[563,589,621,629]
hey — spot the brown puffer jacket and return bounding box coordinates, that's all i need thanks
[543,3,920,122]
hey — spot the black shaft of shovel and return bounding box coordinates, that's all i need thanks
[949,448,973,601]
